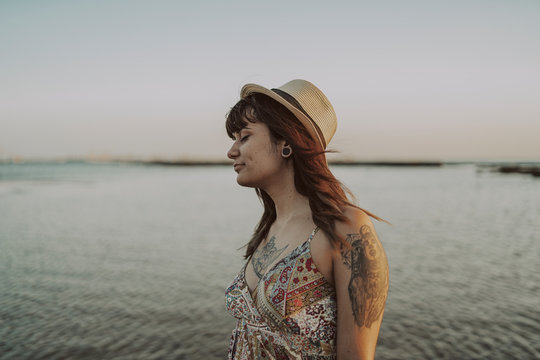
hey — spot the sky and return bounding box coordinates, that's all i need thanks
[1,0,539,162]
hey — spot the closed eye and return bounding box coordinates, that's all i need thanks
[240,135,250,142]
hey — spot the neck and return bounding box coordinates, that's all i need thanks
[262,165,311,224]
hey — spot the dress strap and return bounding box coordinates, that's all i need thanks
[308,226,319,243]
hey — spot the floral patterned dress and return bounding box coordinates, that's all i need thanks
[225,227,337,359]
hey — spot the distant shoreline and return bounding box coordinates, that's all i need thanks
[1,158,539,177]
[1,158,539,166]
[140,160,446,167]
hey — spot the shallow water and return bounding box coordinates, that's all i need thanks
[0,162,538,359]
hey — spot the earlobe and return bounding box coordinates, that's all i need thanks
[282,145,292,157]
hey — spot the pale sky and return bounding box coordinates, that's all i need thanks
[1,0,539,162]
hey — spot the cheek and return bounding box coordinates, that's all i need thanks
[244,143,264,162]
[244,148,256,163]
[242,139,280,169]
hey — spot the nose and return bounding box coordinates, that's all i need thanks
[227,141,239,159]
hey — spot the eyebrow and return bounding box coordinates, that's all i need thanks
[239,127,251,135]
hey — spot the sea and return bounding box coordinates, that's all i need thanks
[0,161,538,360]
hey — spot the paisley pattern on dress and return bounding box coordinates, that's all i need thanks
[225,227,337,359]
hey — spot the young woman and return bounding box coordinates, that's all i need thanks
[224,79,389,359]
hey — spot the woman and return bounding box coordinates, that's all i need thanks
[224,79,389,359]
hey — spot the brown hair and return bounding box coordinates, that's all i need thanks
[226,93,388,259]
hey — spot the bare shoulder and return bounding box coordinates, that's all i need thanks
[335,206,376,241]
[334,205,386,262]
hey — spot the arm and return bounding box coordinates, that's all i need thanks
[333,209,389,359]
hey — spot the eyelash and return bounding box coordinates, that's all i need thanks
[240,135,249,142]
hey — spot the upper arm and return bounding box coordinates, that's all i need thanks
[332,208,389,359]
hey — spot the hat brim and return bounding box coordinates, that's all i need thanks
[241,83,326,150]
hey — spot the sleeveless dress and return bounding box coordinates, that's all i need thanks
[225,227,337,359]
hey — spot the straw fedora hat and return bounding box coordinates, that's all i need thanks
[240,79,337,150]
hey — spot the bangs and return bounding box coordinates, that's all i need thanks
[225,98,257,140]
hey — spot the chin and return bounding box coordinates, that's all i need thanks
[236,177,256,188]
[236,174,259,188]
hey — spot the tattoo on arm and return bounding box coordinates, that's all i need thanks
[252,236,288,279]
[340,225,389,328]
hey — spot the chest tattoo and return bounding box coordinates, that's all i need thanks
[252,236,288,279]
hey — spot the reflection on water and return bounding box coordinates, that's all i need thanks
[0,163,539,359]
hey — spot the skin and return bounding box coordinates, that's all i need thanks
[227,120,389,359]
[340,225,388,328]
[332,208,389,359]
[251,235,288,279]
[228,121,314,293]
[228,122,285,190]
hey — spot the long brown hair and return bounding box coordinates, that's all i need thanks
[226,93,388,259]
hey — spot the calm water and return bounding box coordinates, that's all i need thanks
[0,162,539,360]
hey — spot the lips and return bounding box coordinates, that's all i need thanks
[233,163,245,172]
